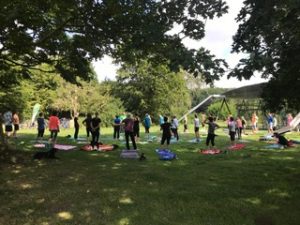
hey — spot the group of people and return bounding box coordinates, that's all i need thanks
[2,111,20,137]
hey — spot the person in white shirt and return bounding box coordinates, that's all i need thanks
[171,116,179,141]
[194,114,200,142]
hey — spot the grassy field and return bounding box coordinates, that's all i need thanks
[1,125,300,225]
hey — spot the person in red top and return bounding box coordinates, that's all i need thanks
[48,111,60,141]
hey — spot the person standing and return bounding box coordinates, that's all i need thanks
[82,113,92,139]
[204,116,219,149]
[12,111,20,138]
[37,112,46,140]
[251,112,258,134]
[171,115,179,141]
[113,115,121,139]
[267,112,274,133]
[133,114,140,142]
[236,116,243,139]
[241,116,247,135]
[228,116,236,145]
[159,115,164,127]
[183,116,188,133]
[90,112,101,149]
[160,116,172,148]
[144,113,152,140]
[194,114,200,142]
[122,113,137,150]
[74,113,79,140]
[3,110,13,137]
[286,113,293,126]
[48,111,60,142]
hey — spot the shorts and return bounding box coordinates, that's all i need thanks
[14,124,19,131]
[268,122,273,129]
[5,125,13,132]
[194,127,199,132]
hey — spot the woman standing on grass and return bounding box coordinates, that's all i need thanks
[82,113,92,139]
[204,116,219,149]
[160,116,172,148]
[133,114,140,142]
[122,113,137,150]
[48,111,60,142]
[228,116,236,145]
[194,114,200,142]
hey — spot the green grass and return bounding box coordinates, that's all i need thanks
[1,126,300,225]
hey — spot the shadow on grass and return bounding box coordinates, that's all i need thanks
[1,131,300,225]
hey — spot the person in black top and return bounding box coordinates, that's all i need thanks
[90,112,101,149]
[273,132,291,148]
[82,113,92,139]
[74,113,79,140]
[160,116,172,148]
[133,114,140,142]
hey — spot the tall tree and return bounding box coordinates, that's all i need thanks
[113,60,191,120]
[230,0,300,111]
[0,0,228,83]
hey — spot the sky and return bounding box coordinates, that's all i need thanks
[92,0,267,88]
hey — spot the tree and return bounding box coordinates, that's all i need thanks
[230,0,300,111]
[1,0,228,83]
[112,60,191,121]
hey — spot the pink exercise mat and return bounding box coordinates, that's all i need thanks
[33,143,77,151]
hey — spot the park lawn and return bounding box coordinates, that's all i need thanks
[1,126,300,225]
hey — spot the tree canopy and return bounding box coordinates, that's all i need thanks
[112,60,191,120]
[0,0,228,83]
[230,0,300,111]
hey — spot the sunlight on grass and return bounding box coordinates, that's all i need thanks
[244,197,261,205]
[21,209,34,216]
[11,169,21,174]
[57,211,73,220]
[20,183,33,189]
[119,217,130,225]
[41,222,50,225]
[119,197,134,204]
[267,188,291,198]
[36,198,45,204]
[103,188,117,192]
[269,156,294,160]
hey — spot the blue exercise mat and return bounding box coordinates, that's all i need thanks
[156,149,177,160]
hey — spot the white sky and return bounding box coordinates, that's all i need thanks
[92,0,267,88]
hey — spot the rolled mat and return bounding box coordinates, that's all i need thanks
[33,144,77,151]
[200,149,221,155]
[80,144,115,152]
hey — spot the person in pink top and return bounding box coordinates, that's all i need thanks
[48,111,60,141]
[286,113,293,126]
[236,116,243,139]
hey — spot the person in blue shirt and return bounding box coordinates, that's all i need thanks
[267,112,274,133]
[159,115,164,126]
[37,112,46,140]
[144,113,152,140]
[113,115,121,139]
